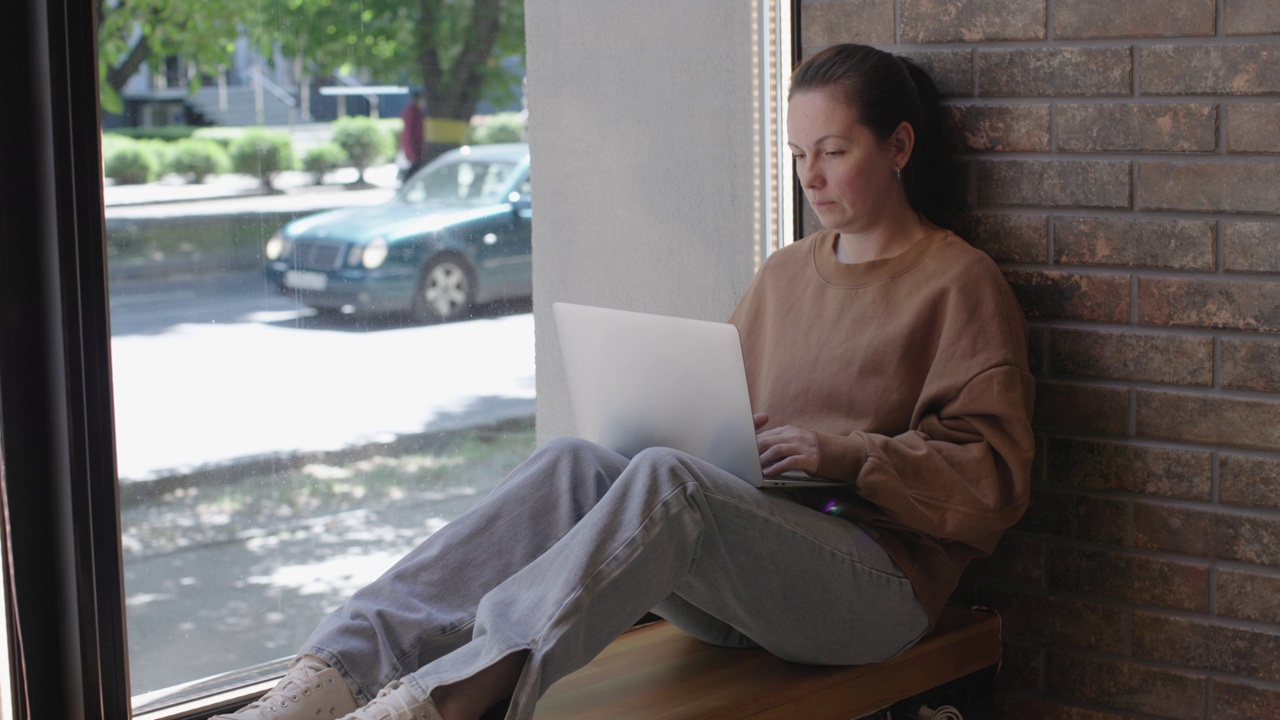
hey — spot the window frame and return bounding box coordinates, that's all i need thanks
[1,0,129,717]
[0,1,800,718]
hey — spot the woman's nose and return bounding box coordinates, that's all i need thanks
[796,159,821,188]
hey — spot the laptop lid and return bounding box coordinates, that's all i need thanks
[552,302,838,488]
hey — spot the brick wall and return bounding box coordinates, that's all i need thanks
[798,2,1280,718]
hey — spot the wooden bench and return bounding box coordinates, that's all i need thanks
[534,605,1001,720]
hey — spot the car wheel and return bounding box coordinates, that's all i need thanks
[412,256,475,322]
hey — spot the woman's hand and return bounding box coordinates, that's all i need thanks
[753,413,821,477]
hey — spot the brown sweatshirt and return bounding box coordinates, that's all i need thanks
[728,226,1035,624]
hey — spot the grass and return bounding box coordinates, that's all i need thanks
[120,419,536,558]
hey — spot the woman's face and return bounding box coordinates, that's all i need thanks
[787,90,905,236]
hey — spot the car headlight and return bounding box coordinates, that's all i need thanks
[360,237,389,269]
[265,232,291,260]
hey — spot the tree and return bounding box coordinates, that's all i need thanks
[97,0,258,115]
[98,0,525,162]
[268,0,525,159]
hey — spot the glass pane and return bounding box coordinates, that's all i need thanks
[99,2,530,712]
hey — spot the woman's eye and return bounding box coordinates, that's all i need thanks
[825,150,844,157]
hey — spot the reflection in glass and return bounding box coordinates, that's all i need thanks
[101,1,530,713]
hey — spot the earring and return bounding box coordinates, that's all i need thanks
[893,166,902,183]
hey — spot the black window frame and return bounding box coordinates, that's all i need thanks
[1,0,130,717]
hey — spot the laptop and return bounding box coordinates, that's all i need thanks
[552,302,842,488]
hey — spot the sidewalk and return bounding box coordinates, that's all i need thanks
[104,163,401,212]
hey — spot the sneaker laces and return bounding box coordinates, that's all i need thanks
[239,656,337,712]
[356,680,437,720]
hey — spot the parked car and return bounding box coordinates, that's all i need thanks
[264,142,532,322]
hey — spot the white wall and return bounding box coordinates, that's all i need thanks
[526,1,766,439]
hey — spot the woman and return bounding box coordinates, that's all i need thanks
[220,44,1035,720]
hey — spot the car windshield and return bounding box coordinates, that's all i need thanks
[399,159,517,206]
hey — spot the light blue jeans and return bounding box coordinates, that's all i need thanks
[301,437,928,719]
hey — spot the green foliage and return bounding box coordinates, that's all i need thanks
[110,125,201,142]
[229,130,295,190]
[137,139,173,174]
[103,138,159,185]
[265,0,525,122]
[168,138,232,183]
[468,112,525,145]
[191,127,246,150]
[331,116,391,182]
[99,0,525,130]
[302,143,349,185]
[97,0,263,113]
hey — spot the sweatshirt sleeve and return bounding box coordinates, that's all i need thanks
[813,362,1036,546]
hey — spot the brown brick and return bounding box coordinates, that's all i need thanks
[1006,270,1131,323]
[1222,338,1280,393]
[1035,380,1130,436]
[1219,453,1280,510]
[1223,221,1280,273]
[1227,104,1280,153]
[1214,679,1280,720]
[998,642,1045,694]
[953,212,1048,263]
[997,696,1125,720]
[1056,217,1215,271]
[1218,567,1280,624]
[949,103,1051,152]
[1049,546,1209,612]
[1141,45,1280,95]
[900,0,1045,42]
[1136,389,1280,451]
[1028,323,1049,373]
[978,160,1130,209]
[1020,489,1129,545]
[965,533,1045,587]
[899,50,973,98]
[1225,0,1280,35]
[1133,612,1280,683]
[799,0,895,48]
[1057,103,1217,153]
[1056,0,1216,38]
[1138,277,1280,333]
[1046,653,1207,720]
[1049,437,1212,500]
[1133,502,1280,566]
[1049,327,1213,385]
[1139,161,1280,214]
[972,587,1126,653]
[979,47,1132,97]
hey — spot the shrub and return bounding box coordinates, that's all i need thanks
[302,143,348,185]
[168,138,231,183]
[110,125,200,142]
[468,112,525,145]
[229,130,295,191]
[103,138,158,185]
[331,116,390,184]
[191,127,245,150]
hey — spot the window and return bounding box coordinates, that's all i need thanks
[0,1,795,718]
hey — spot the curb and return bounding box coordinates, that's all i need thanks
[118,414,535,508]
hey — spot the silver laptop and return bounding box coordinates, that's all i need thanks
[552,302,842,488]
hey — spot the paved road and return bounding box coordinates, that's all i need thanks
[109,271,534,485]
[110,269,536,702]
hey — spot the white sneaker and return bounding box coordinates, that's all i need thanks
[213,655,359,720]
[343,680,439,720]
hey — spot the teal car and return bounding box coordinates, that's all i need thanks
[265,142,531,322]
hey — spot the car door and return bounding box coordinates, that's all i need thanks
[471,166,532,301]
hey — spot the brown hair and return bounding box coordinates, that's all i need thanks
[790,44,963,228]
